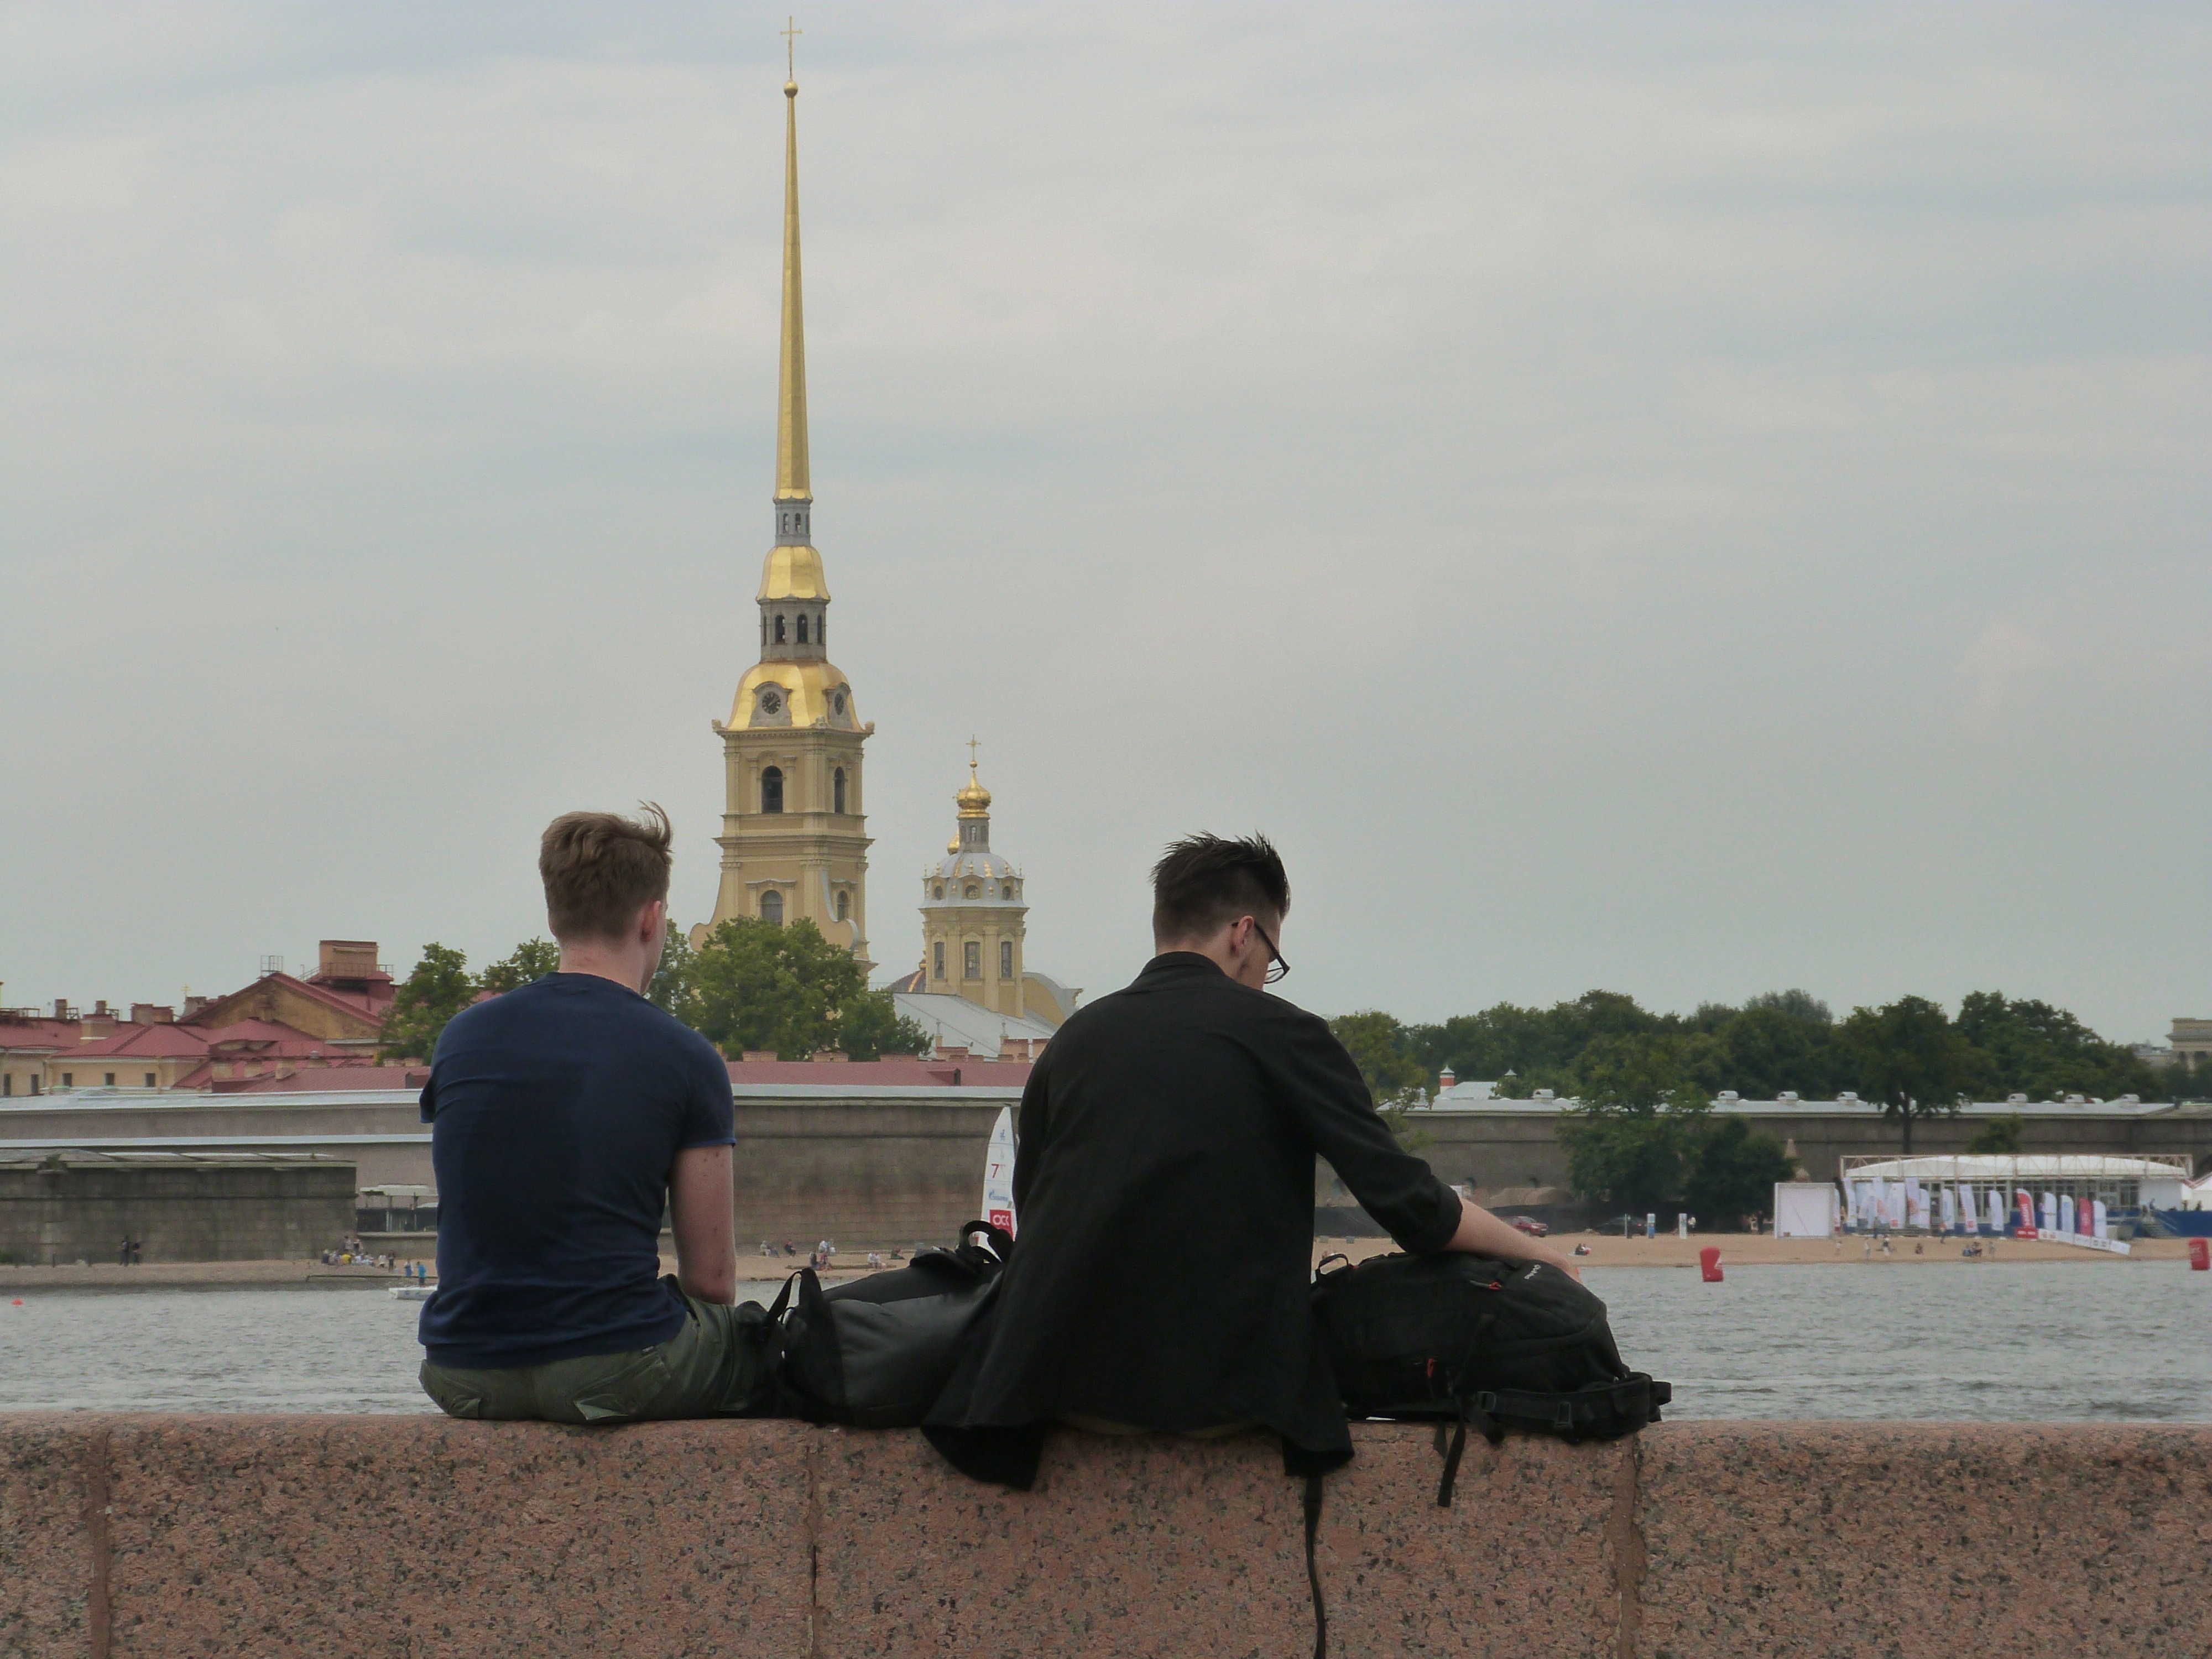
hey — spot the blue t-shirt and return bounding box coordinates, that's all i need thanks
[417,972,734,1369]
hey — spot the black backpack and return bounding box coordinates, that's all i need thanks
[771,1222,1012,1428]
[1311,1251,1670,1505]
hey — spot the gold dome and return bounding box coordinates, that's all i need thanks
[727,659,860,729]
[757,542,830,602]
[956,764,992,819]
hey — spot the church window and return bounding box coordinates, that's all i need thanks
[1000,941,1014,979]
[933,941,946,979]
[818,614,826,646]
[761,890,784,925]
[835,889,849,921]
[761,766,784,813]
[833,689,847,716]
[774,614,787,644]
[932,883,945,900]
[964,941,980,979]
[833,768,846,813]
[965,883,979,899]
[796,613,808,644]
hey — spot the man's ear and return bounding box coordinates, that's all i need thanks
[639,898,667,943]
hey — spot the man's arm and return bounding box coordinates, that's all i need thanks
[1443,1195,1580,1280]
[668,1144,737,1304]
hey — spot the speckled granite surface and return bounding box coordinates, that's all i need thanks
[1632,1422,2212,1659]
[2,1417,2207,1658]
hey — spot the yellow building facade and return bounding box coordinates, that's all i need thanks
[706,72,873,967]
[896,765,1081,1031]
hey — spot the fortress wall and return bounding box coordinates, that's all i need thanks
[0,1167,355,1266]
[3,1416,2204,1657]
[729,1097,1014,1245]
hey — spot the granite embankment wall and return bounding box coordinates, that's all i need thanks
[3,1417,2205,1657]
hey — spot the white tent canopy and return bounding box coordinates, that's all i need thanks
[1841,1155,2187,1182]
[1773,1182,1840,1239]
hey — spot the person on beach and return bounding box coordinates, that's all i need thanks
[415,805,768,1424]
[924,832,1582,1489]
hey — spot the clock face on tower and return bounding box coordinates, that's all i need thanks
[833,690,847,716]
[760,688,783,716]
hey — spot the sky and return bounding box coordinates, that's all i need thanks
[2,3,2206,1045]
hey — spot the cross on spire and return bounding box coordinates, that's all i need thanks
[967,734,981,774]
[781,15,802,79]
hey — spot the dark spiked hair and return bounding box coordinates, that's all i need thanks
[1150,833,1291,946]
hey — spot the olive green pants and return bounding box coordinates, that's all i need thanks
[420,1294,772,1425]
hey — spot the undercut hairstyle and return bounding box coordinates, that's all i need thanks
[539,803,674,944]
[1151,833,1291,945]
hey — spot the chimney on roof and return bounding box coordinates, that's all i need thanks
[182,995,210,1019]
[315,941,382,983]
[53,999,70,1020]
[935,1044,971,1062]
[92,1000,111,1019]
[130,1004,175,1026]
[739,1050,778,1063]
[1439,1065,1457,1091]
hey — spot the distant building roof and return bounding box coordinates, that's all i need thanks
[215,1065,429,1094]
[1428,1084,2204,1119]
[724,1055,1032,1088]
[891,992,1058,1061]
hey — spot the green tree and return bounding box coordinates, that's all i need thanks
[836,988,934,1062]
[1954,991,2162,1102]
[690,917,866,1058]
[1681,1117,1799,1228]
[477,938,561,997]
[1553,1036,1712,1212]
[1330,1011,1427,1103]
[1965,1112,2024,1154]
[648,924,700,1025]
[377,943,475,1062]
[1838,995,1973,1154]
[685,917,926,1060]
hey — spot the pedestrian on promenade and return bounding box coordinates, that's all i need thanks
[924,833,1581,1489]
[414,805,769,1424]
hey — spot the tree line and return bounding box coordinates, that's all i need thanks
[1331,988,2203,1222]
[378,920,932,1064]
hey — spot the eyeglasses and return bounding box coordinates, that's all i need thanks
[1250,919,1290,984]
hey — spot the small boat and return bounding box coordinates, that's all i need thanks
[387,1283,436,1302]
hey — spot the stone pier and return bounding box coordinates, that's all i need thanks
[3,1417,2206,1656]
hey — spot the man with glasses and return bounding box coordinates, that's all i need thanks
[925,832,1577,1489]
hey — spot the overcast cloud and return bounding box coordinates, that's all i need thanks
[2,3,2205,1044]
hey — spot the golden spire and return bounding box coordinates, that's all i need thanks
[774,27,809,505]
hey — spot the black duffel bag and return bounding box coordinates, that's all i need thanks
[771,1222,1012,1428]
[1312,1251,1670,1504]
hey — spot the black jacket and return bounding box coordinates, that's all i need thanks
[924,952,1463,1484]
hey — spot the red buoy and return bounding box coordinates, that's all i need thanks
[1699,1245,1723,1282]
[2190,1239,2209,1272]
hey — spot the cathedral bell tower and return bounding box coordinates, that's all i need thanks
[707,69,873,967]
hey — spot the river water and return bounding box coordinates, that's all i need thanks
[1,1264,2206,1419]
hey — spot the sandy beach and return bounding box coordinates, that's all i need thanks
[1313,1231,2203,1269]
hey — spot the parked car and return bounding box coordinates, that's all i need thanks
[1510,1215,1550,1238]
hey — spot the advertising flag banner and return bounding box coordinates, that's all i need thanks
[1939,1187,1957,1231]
[2060,1194,2075,1235]
[2093,1199,2109,1241]
[2041,1192,2057,1232]
[981,1106,1018,1238]
[1989,1189,2004,1233]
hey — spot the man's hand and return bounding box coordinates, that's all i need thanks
[1444,1196,1583,1282]
[669,1144,737,1304]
